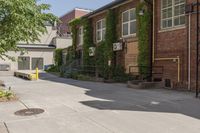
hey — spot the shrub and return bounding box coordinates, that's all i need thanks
[46,65,60,72]
[77,74,91,81]
[0,89,15,101]
[55,49,63,67]
[112,65,129,82]
[66,71,79,79]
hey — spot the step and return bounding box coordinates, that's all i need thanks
[0,71,14,76]
[127,81,164,89]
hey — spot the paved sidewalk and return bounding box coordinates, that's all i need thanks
[0,73,200,133]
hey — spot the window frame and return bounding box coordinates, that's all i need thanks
[122,8,137,38]
[96,18,106,43]
[161,0,185,29]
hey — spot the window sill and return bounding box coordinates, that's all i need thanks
[122,34,137,39]
[96,40,105,44]
[158,26,186,33]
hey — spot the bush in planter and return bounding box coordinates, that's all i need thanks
[77,74,91,81]
[0,89,15,101]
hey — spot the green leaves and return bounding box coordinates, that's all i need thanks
[0,0,57,59]
[55,49,63,67]
[82,19,94,66]
[105,9,117,61]
[136,2,151,77]
[0,89,14,100]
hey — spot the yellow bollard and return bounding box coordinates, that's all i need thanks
[36,67,39,80]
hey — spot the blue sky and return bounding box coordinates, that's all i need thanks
[38,0,114,17]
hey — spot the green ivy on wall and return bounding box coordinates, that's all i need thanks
[65,46,75,65]
[82,19,95,66]
[104,9,117,63]
[68,18,83,62]
[95,9,117,79]
[55,48,63,66]
[136,2,151,77]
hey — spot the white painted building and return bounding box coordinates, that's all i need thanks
[0,23,72,72]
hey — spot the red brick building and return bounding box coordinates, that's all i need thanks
[153,0,199,90]
[69,0,200,91]
[58,8,91,37]
[75,0,140,72]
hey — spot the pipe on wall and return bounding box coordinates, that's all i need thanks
[152,0,181,84]
[152,0,155,63]
[188,13,191,90]
[154,57,181,83]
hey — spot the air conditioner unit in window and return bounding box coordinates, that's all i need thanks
[113,42,123,51]
[89,47,96,57]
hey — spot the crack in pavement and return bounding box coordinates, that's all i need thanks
[3,122,10,133]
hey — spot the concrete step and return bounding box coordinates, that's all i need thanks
[127,81,164,89]
[0,71,14,76]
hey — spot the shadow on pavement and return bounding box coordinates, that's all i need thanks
[39,72,200,120]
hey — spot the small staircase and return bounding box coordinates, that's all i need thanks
[127,80,164,89]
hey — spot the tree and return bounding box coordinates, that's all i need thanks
[0,0,57,59]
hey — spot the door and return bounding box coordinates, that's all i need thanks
[18,57,30,70]
[32,58,44,70]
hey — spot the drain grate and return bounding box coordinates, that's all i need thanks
[14,108,44,116]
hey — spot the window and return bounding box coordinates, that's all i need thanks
[96,19,106,42]
[18,57,30,70]
[78,26,83,45]
[122,8,136,37]
[161,0,185,29]
[32,58,44,70]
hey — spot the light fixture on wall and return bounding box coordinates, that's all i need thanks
[139,9,145,16]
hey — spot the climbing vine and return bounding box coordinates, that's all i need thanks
[104,9,117,64]
[82,19,95,66]
[96,9,117,79]
[55,48,63,66]
[68,18,83,61]
[136,2,151,77]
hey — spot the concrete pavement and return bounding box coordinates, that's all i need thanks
[0,73,200,133]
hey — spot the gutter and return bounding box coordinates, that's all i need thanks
[85,0,132,18]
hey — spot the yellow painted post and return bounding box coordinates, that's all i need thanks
[36,67,39,80]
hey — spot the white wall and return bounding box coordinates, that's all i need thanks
[53,37,72,49]
[19,25,57,45]
[0,49,54,71]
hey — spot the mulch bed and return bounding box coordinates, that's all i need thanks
[0,96,18,102]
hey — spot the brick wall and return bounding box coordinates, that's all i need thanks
[59,10,75,35]
[153,0,200,90]
[58,9,90,36]
[89,0,140,72]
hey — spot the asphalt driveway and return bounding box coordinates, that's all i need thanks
[0,73,200,133]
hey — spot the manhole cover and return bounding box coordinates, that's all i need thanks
[14,108,44,116]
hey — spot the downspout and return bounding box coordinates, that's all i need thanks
[152,0,181,83]
[188,13,191,90]
[152,0,155,63]
[196,0,199,98]
[154,57,181,82]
